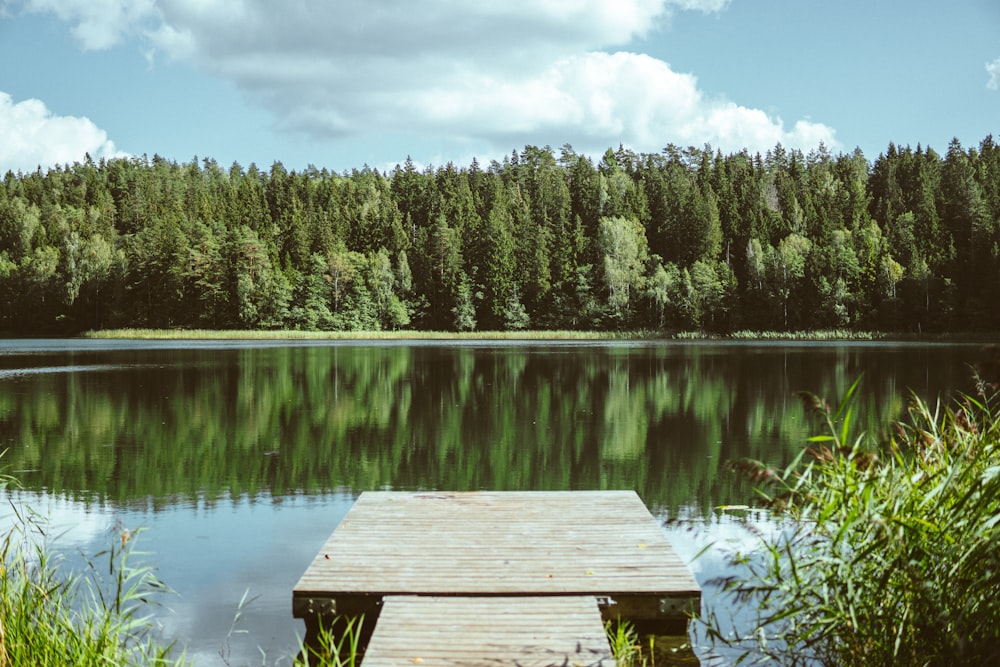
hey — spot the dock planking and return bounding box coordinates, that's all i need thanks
[293,490,700,628]
[362,595,614,667]
[293,491,700,664]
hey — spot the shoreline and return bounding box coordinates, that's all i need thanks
[74,328,1000,342]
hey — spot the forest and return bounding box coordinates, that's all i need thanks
[1,136,998,334]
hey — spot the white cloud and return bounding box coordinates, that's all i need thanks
[665,0,731,13]
[0,92,123,173]
[1,491,112,550]
[23,0,156,50]
[13,0,837,159]
[987,57,1000,91]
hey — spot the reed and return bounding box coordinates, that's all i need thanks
[294,616,364,667]
[606,619,658,667]
[0,472,185,666]
[83,328,647,341]
[701,379,1000,666]
[84,327,948,342]
[726,329,884,341]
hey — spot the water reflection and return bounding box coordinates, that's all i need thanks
[0,340,989,665]
[1,489,355,666]
[664,508,795,666]
[0,342,984,510]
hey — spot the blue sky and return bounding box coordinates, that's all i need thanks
[0,0,997,175]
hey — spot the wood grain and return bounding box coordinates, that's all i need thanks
[293,491,700,601]
[362,595,614,667]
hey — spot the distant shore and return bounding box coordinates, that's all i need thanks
[76,328,998,342]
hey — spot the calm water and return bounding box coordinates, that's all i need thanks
[0,340,990,665]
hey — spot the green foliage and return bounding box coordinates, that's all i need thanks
[644,259,678,328]
[295,616,364,667]
[287,253,335,330]
[3,137,1000,333]
[686,259,734,330]
[606,619,642,666]
[4,342,941,518]
[703,381,1000,666]
[598,215,648,324]
[452,273,477,332]
[769,232,812,328]
[0,473,185,666]
[606,619,666,667]
[481,187,518,327]
[503,288,530,330]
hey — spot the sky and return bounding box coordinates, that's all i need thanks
[0,0,998,175]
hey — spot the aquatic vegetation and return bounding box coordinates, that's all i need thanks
[0,472,185,666]
[726,329,884,341]
[701,379,1000,665]
[294,616,364,667]
[83,328,643,340]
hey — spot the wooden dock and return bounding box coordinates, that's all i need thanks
[293,491,700,665]
[362,596,613,667]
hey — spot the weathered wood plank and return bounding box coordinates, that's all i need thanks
[293,491,700,603]
[362,595,614,667]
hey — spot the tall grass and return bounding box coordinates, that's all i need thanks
[726,329,884,341]
[83,328,647,341]
[0,472,185,666]
[606,619,661,667]
[294,616,364,667]
[701,379,1000,665]
[84,327,944,342]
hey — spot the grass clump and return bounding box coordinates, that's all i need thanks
[294,616,364,667]
[726,329,884,341]
[606,620,654,667]
[0,473,185,667]
[702,379,1000,666]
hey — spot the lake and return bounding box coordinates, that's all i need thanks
[0,339,990,665]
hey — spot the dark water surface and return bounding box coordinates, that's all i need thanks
[0,340,990,665]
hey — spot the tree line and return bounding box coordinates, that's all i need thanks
[1,136,999,334]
